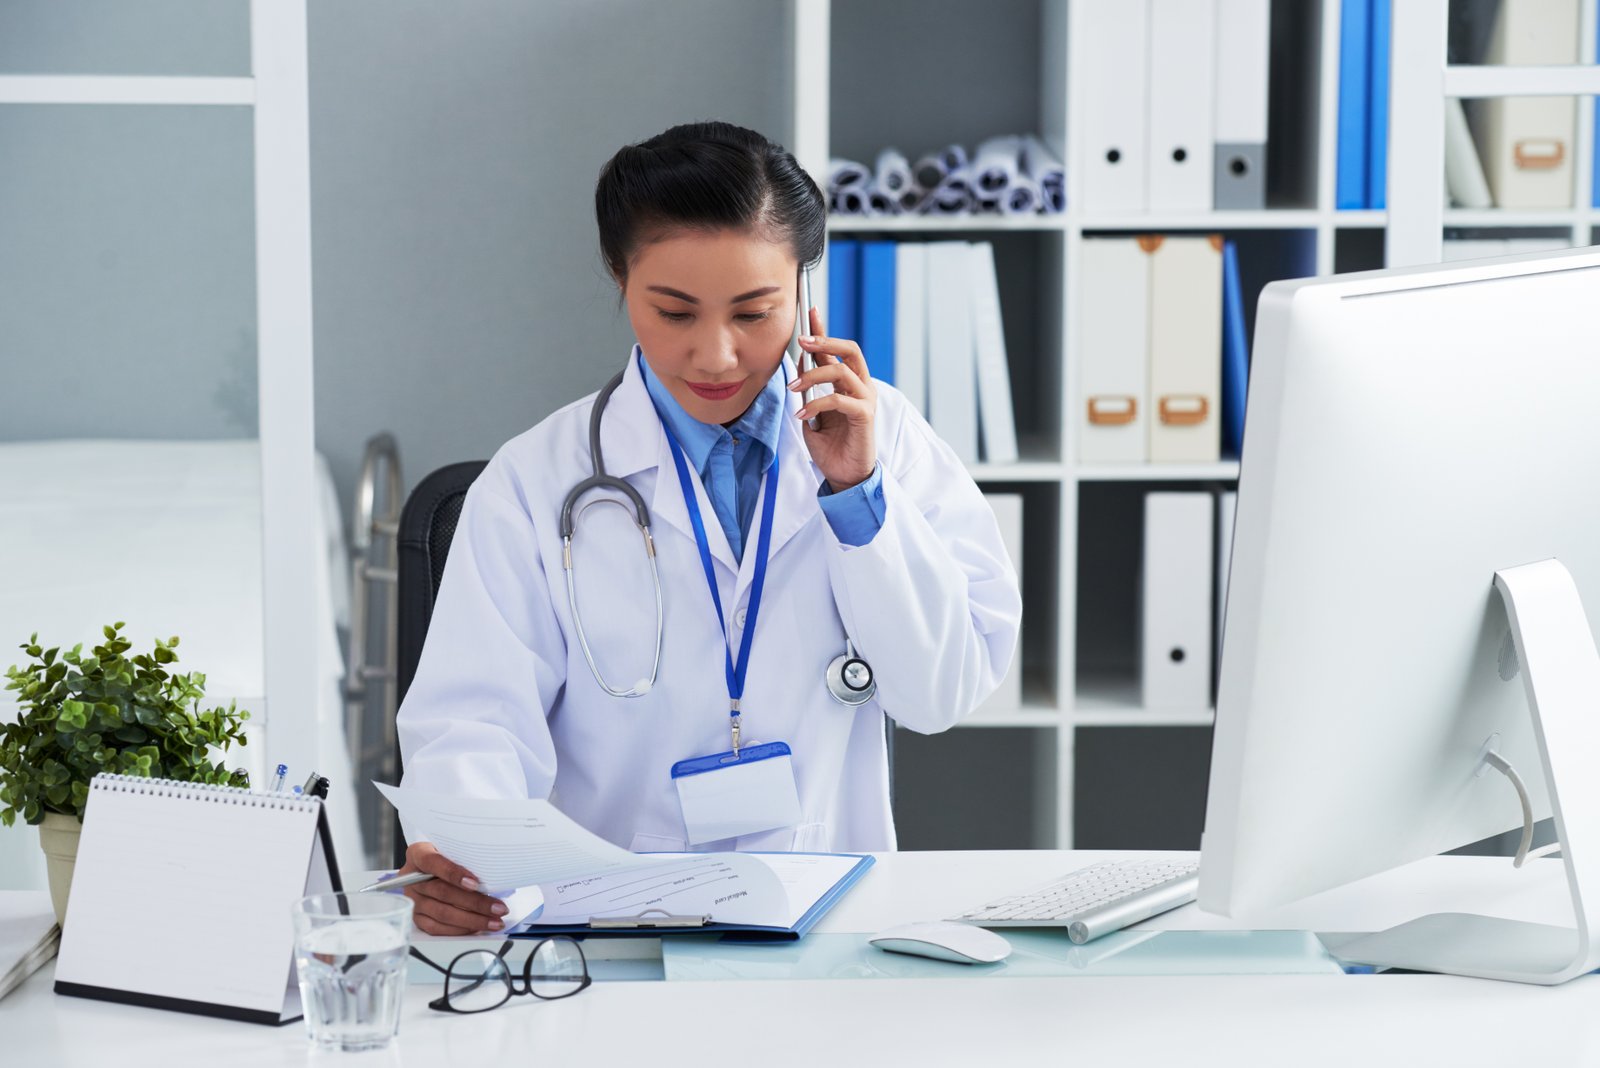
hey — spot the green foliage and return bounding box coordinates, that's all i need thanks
[1,623,250,826]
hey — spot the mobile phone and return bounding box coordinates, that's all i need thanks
[791,266,820,430]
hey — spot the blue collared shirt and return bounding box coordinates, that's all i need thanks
[640,355,885,558]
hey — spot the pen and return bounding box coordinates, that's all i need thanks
[302,770,320,792]
[271,763,287,793]
[358,871,435,893]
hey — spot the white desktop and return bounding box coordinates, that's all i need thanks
[1199,245,1600,984]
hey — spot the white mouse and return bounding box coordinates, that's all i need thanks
[868,921,1012,965]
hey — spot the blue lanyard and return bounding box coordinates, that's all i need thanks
[655,378,781,757]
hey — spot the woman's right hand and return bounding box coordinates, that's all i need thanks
[399,841,509,936]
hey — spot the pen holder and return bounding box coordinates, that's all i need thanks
[37,812,82,926]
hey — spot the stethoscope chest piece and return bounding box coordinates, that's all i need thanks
[826,640,876,706]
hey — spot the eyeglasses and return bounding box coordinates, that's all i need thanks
[409,937,591,1014]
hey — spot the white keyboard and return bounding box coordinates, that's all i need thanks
[951,858,1199,944]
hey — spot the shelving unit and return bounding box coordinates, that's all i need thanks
[787,0,1600,850]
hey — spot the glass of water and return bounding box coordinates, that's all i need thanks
[292,892,413,1052]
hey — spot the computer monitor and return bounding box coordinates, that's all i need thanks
[1198,246,1600,985]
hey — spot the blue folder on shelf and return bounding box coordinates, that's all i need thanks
[1367,0,1391,211]
[827,239,861,342]
[513,852,875,943]
[1220,241,1249,459]
[857,241,897,386]
[1335,0,1371,210]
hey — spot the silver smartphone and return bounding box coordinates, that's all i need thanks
[791,266,820,429]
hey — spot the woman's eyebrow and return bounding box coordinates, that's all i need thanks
[645,285,783,304]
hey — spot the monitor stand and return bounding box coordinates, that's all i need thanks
[1334,559,1600,985]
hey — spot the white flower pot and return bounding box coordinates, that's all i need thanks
[37,812,82,927]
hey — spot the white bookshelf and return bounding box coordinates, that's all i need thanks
[786,0,1600,849]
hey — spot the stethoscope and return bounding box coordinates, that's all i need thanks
[559,353,878,707]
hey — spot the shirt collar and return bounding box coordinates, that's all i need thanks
[637,346,786,472]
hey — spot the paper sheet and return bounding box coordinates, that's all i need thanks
[535,853,787,927]
[376,784,645,892]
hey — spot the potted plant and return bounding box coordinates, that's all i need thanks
[1,623,251,924]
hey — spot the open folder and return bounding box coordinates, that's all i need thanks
[377,785,873,941]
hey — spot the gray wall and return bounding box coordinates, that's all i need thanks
[309,0,789,506]
[0,0,790,512]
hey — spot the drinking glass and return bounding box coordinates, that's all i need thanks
[291,892,413,1052]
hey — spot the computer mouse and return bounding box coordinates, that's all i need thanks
[868,921,1012,964]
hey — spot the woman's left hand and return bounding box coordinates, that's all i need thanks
[791,306,878,493]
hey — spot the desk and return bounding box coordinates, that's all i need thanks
[8,850,1599,1066]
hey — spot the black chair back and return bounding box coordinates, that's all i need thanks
[397,461,488,706]
[392,461,485,864]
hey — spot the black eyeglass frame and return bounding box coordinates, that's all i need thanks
[409,937,592,1014]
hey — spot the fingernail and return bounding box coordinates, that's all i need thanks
[796,408,809,420]
[491,902,508,916]
[488,919,503,930]
[461,876,478,891]
[801,335,816,344]
[788,380,802,391]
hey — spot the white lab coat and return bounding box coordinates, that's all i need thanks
[397,348,1021,853]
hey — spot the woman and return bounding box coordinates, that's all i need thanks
[396,121,1020,935]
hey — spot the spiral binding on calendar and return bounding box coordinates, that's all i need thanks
[89,773,318,811]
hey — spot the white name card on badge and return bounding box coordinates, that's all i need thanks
[671,742,802,846]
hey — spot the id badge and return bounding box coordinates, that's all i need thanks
[671,741,802,846]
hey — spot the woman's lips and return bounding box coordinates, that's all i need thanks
[687,380,743,401]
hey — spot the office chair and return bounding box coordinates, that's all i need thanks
[393,460,486,864]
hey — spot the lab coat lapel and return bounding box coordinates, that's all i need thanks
[600,350,739,576]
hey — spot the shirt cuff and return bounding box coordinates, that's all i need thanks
[816,462,886,547]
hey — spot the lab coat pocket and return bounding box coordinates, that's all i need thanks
[791,822,832,853]
[629,831,687,854]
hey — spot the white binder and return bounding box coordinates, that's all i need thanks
[894,242,928,414]
[975,493,1024,715]
[1475,0,1579,209]
[1216,488,1238,666]
[968,242,1019,464]
[1147,0,1217,213]
[1445,97,1492,209]
[925,241,978,465]
[54,775,340,1025]
[1078,237,1151,464]
[1142,492,1215,711]
[1147,236,1223,464]
[1079,0,1151,214]
[1212,0,1270,210]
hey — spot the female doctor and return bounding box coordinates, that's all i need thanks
[395,121,1021,935]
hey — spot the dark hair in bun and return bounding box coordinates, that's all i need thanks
[595,121,825,283]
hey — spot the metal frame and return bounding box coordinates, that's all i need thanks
[346,434,404,864]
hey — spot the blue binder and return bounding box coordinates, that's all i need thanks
[857,241,897,386]
[1336,0,1371,209]
[1220,241,1249,459]
[513,852,876,943]
[827,239,861,343]
[1368,0,1391,210]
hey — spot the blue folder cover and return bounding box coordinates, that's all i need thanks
[514,852,876,943]
[1367,0,1391,211]
[857,241,897,386]
[1220,241,1248,459]
[827,239,861,344]
[1336,0,1371,209]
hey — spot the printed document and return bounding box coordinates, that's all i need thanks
[376,784,824,927]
